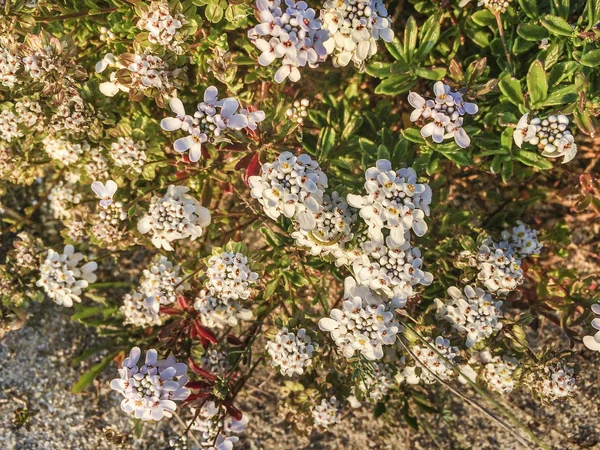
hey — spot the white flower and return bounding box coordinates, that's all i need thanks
[248,0,329,83]
[311,396,341,429]
[248,151,328,224]
[139,256,188,311]
[528,361,576,401]
[91,180,118,208]
[401,336,459,384]
[434,285,503,347]
[120,289,162,328]
[43,136,89,165]
[0,109,23,142]
[357,362,395,401]
[321,0,394,69]
[266,327,316,376]
[36,245,98,307]
[465,237,523,294]
[0,38,21,88]
[137,185,211,251]
[318,276,400,360]
[110,136,148,173]
[501,220,543,257]
[47,180,82,220]
[583,303,600,352]
[513,113,577,164]
[194,289,253,329]
[206,251,259,301]
[110,347,190,421]
[285,99,309,125]
[481,352,519,394]
[408,81,478,148]
[137,1,187,52]
[200,350,231,376]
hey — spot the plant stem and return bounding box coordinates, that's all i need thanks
[37,7,118,22]
[495,13,514,76]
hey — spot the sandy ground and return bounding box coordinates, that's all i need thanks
[1,303,600,450]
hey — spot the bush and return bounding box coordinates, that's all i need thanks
[1,0,599,448]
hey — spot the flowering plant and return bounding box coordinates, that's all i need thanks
[1,0,599,448]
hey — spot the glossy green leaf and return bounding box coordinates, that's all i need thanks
[540,14,573,36]
[527,60,548,106]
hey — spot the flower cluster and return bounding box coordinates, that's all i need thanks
[248,0,329,83]
[96,52,181,101]
[140,256,187,308]
[137,1,186,52]
[205,251,259,301]
[480,352,519,394]
[160,87,264,162]
[459,0,512,14]
[137,185,211,251]
[501,220,543,257]
[311,396,341,430]
[92,201,128,245]
[321,0,394,69]
[529,362,576,401]
[121,289,163,328]
[357,362,395,401]
[110,136,148,173]
[401,336,459,384]
[249,151,328,224]
[434,285,503,348]
[408,81,478,148]
[318,276,399,360]
[36,245,98,307]
[0,109,22,142]
[194,288,253,329]
[43,136,89,166]
[514,113,577,164]
[266,327,316,376]
[190,400,249,447]
[200,350,231,375]
[110,347,190,421]
[286,99,309,125]
[0,37,20,88]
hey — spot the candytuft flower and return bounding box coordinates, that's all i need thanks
[91,179,118,207]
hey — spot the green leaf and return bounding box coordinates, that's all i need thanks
[518,0,538,18]
[527,60,548,106]
[402,128,425,143]
[415,15,441,61]
[263,276,280,300]
[542,84,578,106]
[540,14,573,36]
[501,160,514,182]
[317,127,337,159]
[580,49,600,67]
[385,38,403,61]
[72,351,119,393]
[404,16,418,62]
[374,75,417,95]
[413,66,446,80]
[499,74,524,106]
[436,149,474,167]
[365,61,393,78]
[471,10,496,27]
[517,24,548,41]
[205,4,224,23]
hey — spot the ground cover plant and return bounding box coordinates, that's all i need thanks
[0,0,600,448]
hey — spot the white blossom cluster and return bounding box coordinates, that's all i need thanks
[583,303,600,352]
[514,113,577,163]
[311,396,341,430]
[110,347,190,421]
[49,94,92,136]
[290,191,357,261]
[200,349,231,375]
[15,98,44,130]
[48,180,82,220]
[408,81,478,148]
[530,362,576,401]
[36,245,98,307]
[92,201,128,244]
[465,237,524,294]
[321,0,394,69]
[318,276,400,360]
[401,336,459,384]
[86,147,110,180]
[0,37,20,88]
[161,87,264,162]
[458,0,512,14]
[248,0,329,83]
[137,1,186,52]
[434,285,503,348]
[249,151,328,225]
[0,109,22,142]
[286,98,309,125]
[357,362,394,401]
[137,185,212,251]
[266,327,316,376]
[140,255,188,308]
[120,289,163,328]
[43,136,89,166]
[99,26,116,42]
[22,45,58,80]
[95,52,180,98]
[110,136,148,173]
[205,251,259,301]
[347,160,432,245]
[481,353,519,394]
[190,400,249,448]
[194,288,253,329]
[501,220,543,257]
